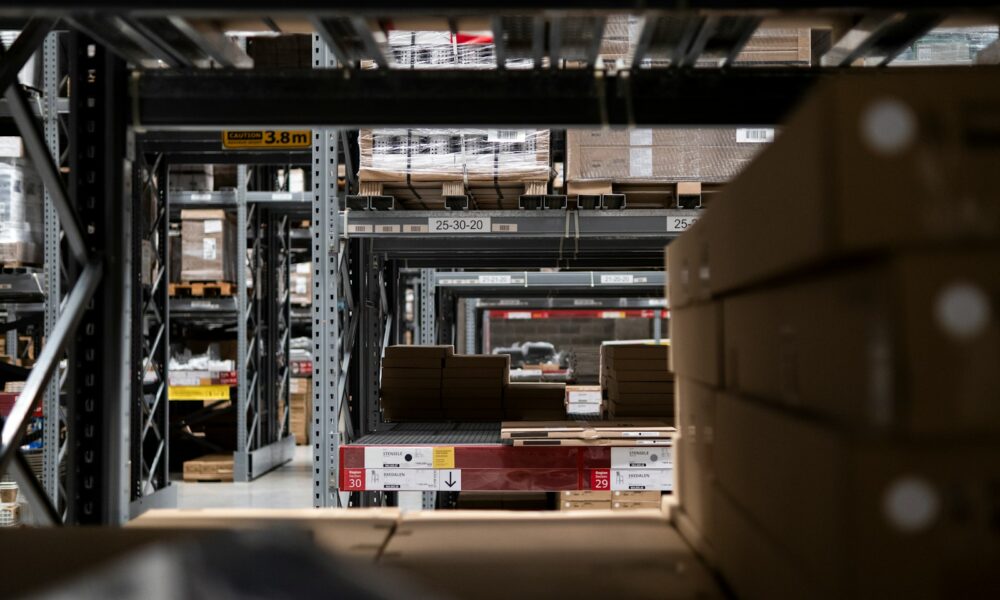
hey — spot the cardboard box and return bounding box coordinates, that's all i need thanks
[444,354,511,370]
[441,377,503,389]
[675,378,717,547]
[505,382,567,409]
[665,218,711,310]
[613,490,662,501]
[381,368,442,380]
[384,345,454,359]
[560,500,612,511]
[378,511,722,600]
[606,370,673,382]
[724,250,1000,434]
[501,420,675,440]
[381,378,442,390]
[443,367,506,379]
[179,209,237,282]
[701,70,1000,295]
[604,344,670,361]
[612,501,662,511]
[668,302,723,387]
[561,490,612,500]
[382,356,444,369]
[714,392,1000,598]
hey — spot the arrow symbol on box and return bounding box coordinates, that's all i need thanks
[445,472,457,488]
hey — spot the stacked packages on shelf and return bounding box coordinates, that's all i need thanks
[179,209,237,283]
[668,70,999,599]
[289,376,311,445]
[0,136,44,267]
[600,343,673,419]
[0,480,20,527]
[383,345,548,421]
[560,490,664,512]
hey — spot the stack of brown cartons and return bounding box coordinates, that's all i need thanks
[559,490,611,511]
[668,71,1000,599]
[179,209,237,282]
[289,376,311,445]
[503,382,566,421]
[601,344,673,419]
[442,354,509,420]
[611,490,662,511]
[381,345,452,421]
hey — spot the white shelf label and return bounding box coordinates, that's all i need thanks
[600,274,635,284]
[736,128,775,143]
[611,468,673,491]
[374,224,400,234]
[487,129,527,143]
[492,223,518,233]
[506,312,533,320]
[364,447,435,469]
[347,224,373,234]
[667,215,700,233]
[478,274,512,284]
[611,447,673,469]
[620,431,667,438]
[271,192,294,200]
[403,224,429,233]
[189,193,212,201]
[365,469,438,491]
[428,217,491,233]
[600,311,626,319]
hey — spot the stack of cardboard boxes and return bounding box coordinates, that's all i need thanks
[381,345,452,421]
[601,343,673,419]
[442,353,509,420]
[289,376,311,445]
[668,71,999,598]
[503,382,566,420]
[560,490,664,511]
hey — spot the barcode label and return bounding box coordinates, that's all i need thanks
[492,223,518,233]
[601,274,634,284]
[271,192,293,200]
[347,224,373,234]
[403,224,429,233]
[487,129,528,143]
[374,224,400,233]
[736,128,775,143]
[478,275,512,284]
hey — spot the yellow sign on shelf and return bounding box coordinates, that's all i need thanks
[432,447,455,469]
[168,385,232,401]
[222,130,311,149]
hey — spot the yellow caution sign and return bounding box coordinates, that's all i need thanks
[222,130,311,149]
[432,447,455,469]
[169,385,232,401]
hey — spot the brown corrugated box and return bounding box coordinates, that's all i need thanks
[561,490,612,500]
[700,70,1000,296]
[675,377,717,547]
[384,345,454,359]
[504,382,567,409]
[665,217,711,310]
[668,302,723,387]
[612,501,662,511]
[378,511,722,600]
[443,367,507,379]
[613,490,662,501]
[560,500,612,511]
[607,369,673,382]
[713,392,1000,598]
[382,356,444,369]
[444,354,511,370]
[723,249,1000,435]
[381,368,442,380]
[179,209,237,282]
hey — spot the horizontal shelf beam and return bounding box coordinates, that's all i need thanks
[435,270,665,291]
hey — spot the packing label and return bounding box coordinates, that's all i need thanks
[203,219,223,234]
[629,147,653,178]
[487,129,528,143]
[202,238,217,260]
[629,129,653,146]
[364,469,438,491]
[364,446,435,469]
[611,469,673,491]
[611,447,673,469]
[568,390,602,403]
[736,128,775,143]
[432,447,455,469]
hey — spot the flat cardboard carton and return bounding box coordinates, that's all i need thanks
[381,356,444,369]
[443,367,507,379]
[510,438,671,447]
[444,354,511,369]
[179,209,237,282]
[702,70,1000,295]
[380,368,442,380]
[604,344,670,361]
[613,490,662,501]
[665,218,712,309]
[675,378,717,546]
[612,501,662,511]
[606,369,674,382]
[714,392,1000,598]
[668,302,723,387]
[723,249,1000,434]
[561,490,612,500]
[501,420,675,440]
[560,500,612,511]
[384,345,454,359]
[380,378,442,390]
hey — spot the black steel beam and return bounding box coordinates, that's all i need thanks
[3,2,996,13]
[130,67,875,128]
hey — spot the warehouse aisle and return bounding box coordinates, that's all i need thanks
[175,445,312,509]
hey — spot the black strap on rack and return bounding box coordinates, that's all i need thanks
[405,128,425,209]
[492,140,504,208]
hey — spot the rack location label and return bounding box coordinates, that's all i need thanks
[222,130,311,149]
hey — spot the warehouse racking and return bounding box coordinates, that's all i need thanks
[0,3,994,523]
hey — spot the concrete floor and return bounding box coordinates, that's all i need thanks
[175,445,313,509]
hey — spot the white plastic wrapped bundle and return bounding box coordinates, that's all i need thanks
[0,158,43,267]
[886,27,999,66]
[383,30,534,69]
[359,128,550,183]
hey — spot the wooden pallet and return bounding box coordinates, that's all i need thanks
[565,180,724,209]
[169,281,235,297]
[182,454,234,482]
[353,179,548,210]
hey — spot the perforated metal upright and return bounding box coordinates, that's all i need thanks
[312,35,343,507]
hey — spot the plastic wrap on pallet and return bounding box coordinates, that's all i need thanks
[382,30,534,69]
[179,209,237,282]
[0,158,44,267]
[624,25,812,68]
[359,128,550,183]
[566,128,774,185]
[884,27,999,66]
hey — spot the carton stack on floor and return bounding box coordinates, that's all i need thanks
[668,70,999,598]
[601,343,673,419]
[289,376,311,445]
[442,353,509,420]
[381,345,450,421]
[503,382,566,420]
